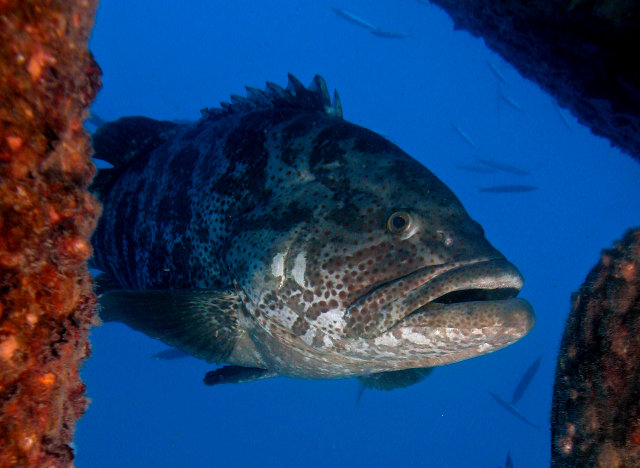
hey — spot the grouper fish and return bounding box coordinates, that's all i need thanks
[91,74,534,390]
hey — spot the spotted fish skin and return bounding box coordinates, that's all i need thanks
[92,75,534,384]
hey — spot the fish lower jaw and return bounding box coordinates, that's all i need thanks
[375,255,530,331]
[400,297,534,332]
[368,317,533,369]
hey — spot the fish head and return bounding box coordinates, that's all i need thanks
[225,115,534,372]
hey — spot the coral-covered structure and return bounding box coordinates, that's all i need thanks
[429,0,640,163]
[552,228,640,467]
[0,1,101,466]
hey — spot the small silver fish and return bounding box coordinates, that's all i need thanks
[455,164,498,174]
[511,356,541,404]
[490,358,542,429]
[553,102,573,130]
[475,156,531,176]
[486,61,508,86]
[331,7,375,30]
[370,27,412,39]
[500,92,525,112]
[451,122,478,149]
[489,391,540,428]
[478,185,538,193]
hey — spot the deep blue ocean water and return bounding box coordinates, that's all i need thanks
[76,1,640,467]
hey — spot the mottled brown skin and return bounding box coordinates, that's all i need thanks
[93,76,534,384]
[552,228,640,467]
[0,1,101,466]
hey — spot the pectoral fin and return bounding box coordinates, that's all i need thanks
[98,288,242,364]
[357,367,434,391]
[203,366,276,386]
[152,348,191,360]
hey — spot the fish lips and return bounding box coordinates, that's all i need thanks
[346,258,534,342]
[389,258,535,350]
[398,297,535,353]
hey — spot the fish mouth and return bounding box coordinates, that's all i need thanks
[428,284,520,305]
[345,258,534,340]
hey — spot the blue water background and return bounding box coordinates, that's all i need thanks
[76,1,640,467]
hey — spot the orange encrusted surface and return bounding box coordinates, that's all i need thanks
[0,1,101,466]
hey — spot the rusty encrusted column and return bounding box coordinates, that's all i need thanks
[552,228,640,467]
[0,1,101,466]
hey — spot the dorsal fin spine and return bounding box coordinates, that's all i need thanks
[202,74,343,121]
[332,90,343,117]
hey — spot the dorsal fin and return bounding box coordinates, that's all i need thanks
[90,75,341,196]
[91,116,180,168]
[201,74,343,121]
[90,116,181,195]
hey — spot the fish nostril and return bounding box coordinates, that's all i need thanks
[436,230,453,247]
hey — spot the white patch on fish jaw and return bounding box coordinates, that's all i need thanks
[374,333,400,347]
[314,309,346,335]
[401,330,433,346]
[271,252,285,288]
[323,334,333,347]
[291,252,307,287]
[258,299,299,330]
[300,327,316,346]
[347,338,375,355]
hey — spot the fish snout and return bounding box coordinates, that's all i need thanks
[398,258,526,321]
[345,257,532,339]
[499,298,536,339]
[396,258,535,355]
[408,258,535,341]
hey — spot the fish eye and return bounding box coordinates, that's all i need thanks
[387,211,411,234]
